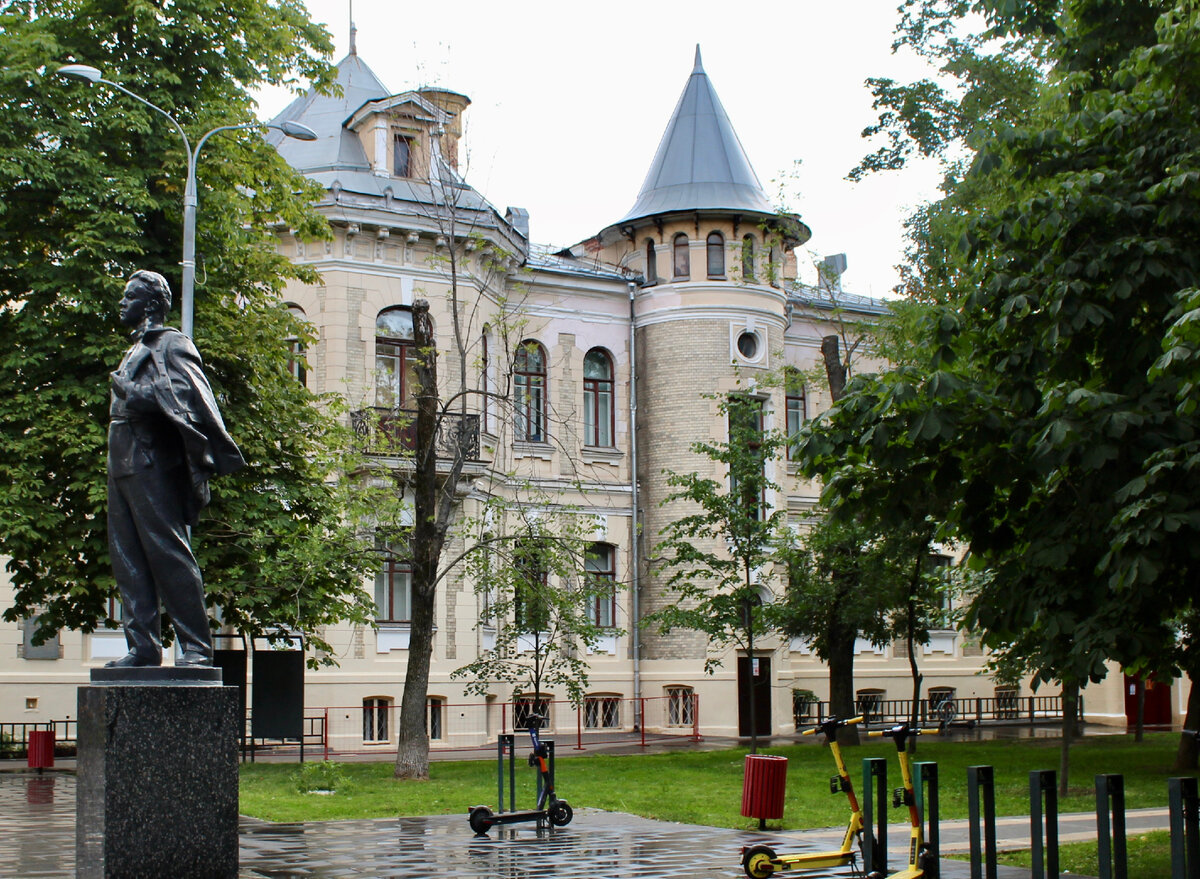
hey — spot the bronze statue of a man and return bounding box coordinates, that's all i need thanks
[106,270,245,668]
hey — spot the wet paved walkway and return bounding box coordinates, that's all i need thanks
[0,771,1121,878]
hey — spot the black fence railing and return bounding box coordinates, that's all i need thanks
[793,695,1077,731]
[350,407,480,460]
[0,719,77,757]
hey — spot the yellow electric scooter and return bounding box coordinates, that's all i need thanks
[741,716,870,878]
[865,723,935,879]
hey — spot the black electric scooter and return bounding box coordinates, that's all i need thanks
[468,715,573,834]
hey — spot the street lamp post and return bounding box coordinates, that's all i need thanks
[56,64,317,337]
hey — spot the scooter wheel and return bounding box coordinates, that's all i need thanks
[468,805,494,835]
[741,844,777,878]
[548,800,573,826]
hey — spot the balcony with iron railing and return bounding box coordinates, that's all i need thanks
[350,407,481,462]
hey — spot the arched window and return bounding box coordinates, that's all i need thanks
[666,686,696,726]
[644,238,658,285]
[769,242,782,287]
[742,235,756,282]
[583,348,614,448]
[673,233,690,279]
[706,231,725,278]
[586,542,616,628]
[584,694,621,728]
[514,341,547,442]
[375,307,417,409]
[285,304,308,387]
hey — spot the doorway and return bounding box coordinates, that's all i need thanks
[1124,673,1173,730]
[737,655,772,737]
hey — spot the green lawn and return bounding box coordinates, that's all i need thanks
[991,830,1173,877]
[240,732,1196,830]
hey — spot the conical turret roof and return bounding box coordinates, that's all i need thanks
[617,47,774,225]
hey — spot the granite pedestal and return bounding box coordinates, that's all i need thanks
[76,668,238,879]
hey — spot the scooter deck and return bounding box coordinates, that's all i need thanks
[774,850,857,869]
[487,809,548,825]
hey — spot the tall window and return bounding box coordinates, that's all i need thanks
[375,544,412,623]
[583,348,614,447]
[786,385,806,461]
[667,686,695,726]
[728,396,766,520]
[586,542,616,628]
[427,697,445,740]
[514,341,547,442]
[673,233,690,279]
[769,242,782,287]
[394,134,412,177]
[363,697,391,743]
[480,330,490,434]
[742,234,756,282]
[707,231,725,278]
[644,238,658,285]
[513,540,550,632]
[285,304,307,387]
[375,308,418,409]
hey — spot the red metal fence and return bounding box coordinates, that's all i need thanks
[246,694,702,760]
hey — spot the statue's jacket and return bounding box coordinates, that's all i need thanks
[109,326,245,526]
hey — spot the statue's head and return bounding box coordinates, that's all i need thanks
[122,270,172,325]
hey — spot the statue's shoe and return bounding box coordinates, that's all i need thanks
[105,652,161,668]
[176,651,213,668]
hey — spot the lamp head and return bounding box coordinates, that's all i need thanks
[277,120,318,141]
[57,64,103,83]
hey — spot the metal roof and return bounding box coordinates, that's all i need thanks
[617,46,775,225]
[266,54,388,174]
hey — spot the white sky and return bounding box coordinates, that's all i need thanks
[254,0,948,298]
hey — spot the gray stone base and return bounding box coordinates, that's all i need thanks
[76,679,238,878]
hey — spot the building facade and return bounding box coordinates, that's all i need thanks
[1,45,1168,747]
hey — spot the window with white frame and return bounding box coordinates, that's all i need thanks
[786,383,806,461]
[514,695,551,730]
[427,697,445,740]
[707,231,725,278]
[584,695,621,729]
[666,686,695,726]
[673,233,690,279]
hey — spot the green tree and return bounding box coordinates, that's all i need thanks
[650,391,789,754]
[452,511,619,709]
[836,0,1200,776]
[0,0,378,659]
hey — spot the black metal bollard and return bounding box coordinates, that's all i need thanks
[862,756,889,876]
[497,733,515,813]
[967,765,998,879]
[1095,774,1127,879]
[1169,775,1199,879]
[915,761,940,879]
[1030,769,1060,879]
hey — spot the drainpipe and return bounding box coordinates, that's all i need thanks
[628,280,642,729]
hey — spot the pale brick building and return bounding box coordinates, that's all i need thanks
[2,44,1159,748]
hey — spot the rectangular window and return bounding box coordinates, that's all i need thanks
[514,696,550,730]
[667,687,695,726]
[585,543,616,628]
[728,396,766,520]
[375,547,412,623]
[394,134,412,177]
[786,392,806,460]
[363,697,391,743]
[584,696,620,729]
[427,698,444,740]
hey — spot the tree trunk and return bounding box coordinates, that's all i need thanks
[1058,679,1079,797]
[395,300,440,780]
[1173,678,1199,771]
[821,335,848,402]
[828,628,860,746]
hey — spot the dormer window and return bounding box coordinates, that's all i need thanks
[394,134,412,177]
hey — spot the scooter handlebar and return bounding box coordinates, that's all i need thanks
[802,715,864,737]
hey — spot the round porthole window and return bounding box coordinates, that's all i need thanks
[737,331,760,360]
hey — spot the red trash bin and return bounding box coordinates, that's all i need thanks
[741,754,787,827]
[27,729,55,769]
